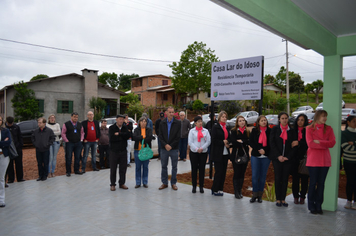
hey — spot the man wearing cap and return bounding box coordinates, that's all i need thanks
[158,106,181,191]
[155,112,165,160]
[178,111,191,162]
[61,112,85,176]
[109,114,130,191]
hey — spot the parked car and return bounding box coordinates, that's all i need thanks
[17,120,38,144]
[190,113,219,127]
[100,117,137,131]
[342,109,356,123]
[291,106,314,117]
[289,113,315,128]
[315,100,346,111]
[227,111,259,127]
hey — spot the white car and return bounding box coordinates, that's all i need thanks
[292,106,314,117]
[100,117,137,131]
[227,111,259,127]
[316,101,346,111]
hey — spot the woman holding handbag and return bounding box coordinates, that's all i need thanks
[306,110,335,214]
[291,114,309,205]
[132,117,153,188]
[249,115,271,203]
[211,111,230,196]
[0,116,11,208]
[229,116,250,199]
[188,116,211,193]
[269,112,297,207]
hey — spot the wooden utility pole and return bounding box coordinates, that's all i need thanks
[282,39,290,115]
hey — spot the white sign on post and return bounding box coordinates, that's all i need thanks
[211,56,264,101]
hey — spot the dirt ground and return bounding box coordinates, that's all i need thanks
[16,146,346,199]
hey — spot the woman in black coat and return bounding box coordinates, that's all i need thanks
[229,115,250,199]
[269,112,297,207]
[211,111,230,196]
[132,117,153,188]
[291,114,309,205]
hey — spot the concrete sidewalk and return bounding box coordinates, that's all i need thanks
[0,159,355,236]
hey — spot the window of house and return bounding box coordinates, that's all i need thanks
[132,78,142,87]
[36,99,44,113]
[57,100,73,113]
[162,80,168,86]
[352,84,354,89]
[163,94,168,101]
[137,94,141,101]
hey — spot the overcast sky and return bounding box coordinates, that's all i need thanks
[1,0,355,89]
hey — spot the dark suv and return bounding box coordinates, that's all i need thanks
[17,120,38,144]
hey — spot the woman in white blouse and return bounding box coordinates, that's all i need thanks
[47,114,61,177]
[188,116,211,193]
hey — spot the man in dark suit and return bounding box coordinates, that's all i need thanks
[158,106,181,190]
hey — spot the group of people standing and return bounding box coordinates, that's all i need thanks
[207,109,336,215]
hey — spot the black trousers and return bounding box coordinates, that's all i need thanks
[99,145,110,168]
[232,161,248,193]
[212,154,229,192]
[291,160,309,199]
[36,149,49,179]
[344,161,356,202]
[273,160,293,201]
[190,151,208,188]
[110,150,127,186]
[6,148,24,182]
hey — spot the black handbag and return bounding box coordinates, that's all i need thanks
[8,132,19,160]
[298,154,309,175]
[235,146,249,164]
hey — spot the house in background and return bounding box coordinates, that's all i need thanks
[264,83,283,96]
[0,68,127,124]
[343,79,356,94]
[130,74,185,107]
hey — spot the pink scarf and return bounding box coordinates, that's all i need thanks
[280,124,288,144]
[196,126,204,142]
[220,122,228,140]
[259,126,267,147]
[298,127,303,141]
[238,127,245,134]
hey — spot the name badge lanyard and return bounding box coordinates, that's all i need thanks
[71,121,78,133]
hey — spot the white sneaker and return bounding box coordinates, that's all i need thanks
[351,202,356,210]
[344,201,352,209]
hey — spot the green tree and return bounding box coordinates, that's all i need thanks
[274,66,287,90]
[289,94,300,111]
[30,74,49,81]
[118,73,139,91]
[98,72,119,89]
[218,101,241,119]
[310,79,324,104]
[304,83,313,105]
[192,99,204,112]
[264,74,275,84]
[121,93,139,104]
[262,90,279,114]
[289,74,304,100]
[89,97,107,120]
[126,102,144,118]
[11,81,42,121]
[169,41,219,99]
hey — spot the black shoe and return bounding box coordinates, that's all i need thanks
[7,180,14,184]
[66,173,71,177]
[235,192,242,199]
[75,171,83,175]
[18,179,26,182]
[93,169,100,171]
[192,187,196,193]
[0,204,5,208]
[310,210,317,214]
[41,177,47,181]
[276,202,282,207]
[82,171,86,174]
[240,193,244,199]
[5,184,9,188]
[36,178,42,181]
[282,202,289,207]
[200,187,204,193]
[317,209,323,215]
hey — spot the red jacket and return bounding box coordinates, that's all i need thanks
[306,125,336,167]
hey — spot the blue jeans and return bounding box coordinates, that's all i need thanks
[307,167,329,211]
[65,141,82,173]
[134,150,149,185]
[160,148,178,185]
[48,141,60,173]
[251,155,271,192]
[179,138,188,160]
[83,142,98,171]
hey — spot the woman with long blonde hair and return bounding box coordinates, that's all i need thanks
[229,116,250,199]
[306,110,335,214]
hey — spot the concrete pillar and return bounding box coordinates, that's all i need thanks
[82,69,98,119]
[322,55,342,211]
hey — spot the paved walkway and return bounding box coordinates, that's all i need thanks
[1,159,355,236]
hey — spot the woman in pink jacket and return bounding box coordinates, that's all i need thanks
[306,110,336,214]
